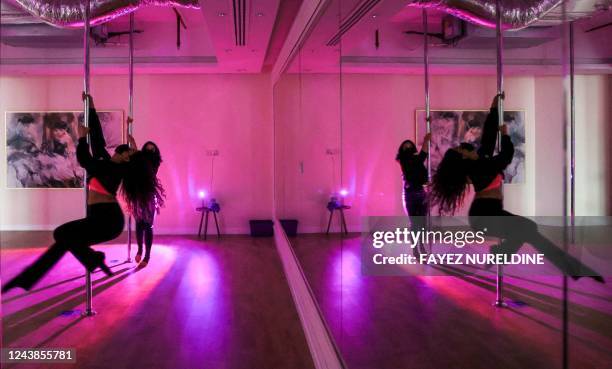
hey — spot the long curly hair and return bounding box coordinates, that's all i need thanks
[120,151,165,219]
[430,149,470,215]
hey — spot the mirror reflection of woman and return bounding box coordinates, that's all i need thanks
[430,95,603,282]
[396,133,431,257]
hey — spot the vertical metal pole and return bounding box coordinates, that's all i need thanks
[423,9,432,252]
[569,22,575,230]
[495,0,504,137]
[82,0,95,317]
[423,9,431,186]
[126,12,135,262]
[493,0,506,308]
[560,0,573,362]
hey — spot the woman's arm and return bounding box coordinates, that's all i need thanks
[419,133,431,160]
[76,124,96,171]
[82,93,111,161]
[492,124,514,171]
[477,95,501,159]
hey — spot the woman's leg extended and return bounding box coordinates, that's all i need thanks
[493,210,600,276]
[4,217,91,291]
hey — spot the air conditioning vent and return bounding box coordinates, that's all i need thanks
[232,0,247,46]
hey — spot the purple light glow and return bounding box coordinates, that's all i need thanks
[339,189,349,197]
[198,190,207,199]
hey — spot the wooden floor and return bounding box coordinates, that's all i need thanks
[292,233,612,369]
[1,233,315,369]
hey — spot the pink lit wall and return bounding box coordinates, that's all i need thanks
[274,74,611,233]
[0,74,273,234]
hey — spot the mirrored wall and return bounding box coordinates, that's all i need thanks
[273,1,612,368]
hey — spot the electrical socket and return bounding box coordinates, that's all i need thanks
[206,149,220,156]
[326,148,339,155]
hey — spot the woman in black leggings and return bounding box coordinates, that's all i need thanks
[396,133,431,256]
[134,141,163,267]
[430,95,603,282]
[2,94,164,293]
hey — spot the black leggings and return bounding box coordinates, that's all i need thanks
[12,202,124,290]
[135,220,153,260]
[469,198,598,276]
[404,187,427,230]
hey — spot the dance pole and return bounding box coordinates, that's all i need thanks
[82,0,96,317]
[560,6,575,366]
[493,0,506,308]
[569,22,575,232]
[126,12,135,262]
[423,9,432,251]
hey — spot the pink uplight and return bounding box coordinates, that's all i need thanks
[198,190,207,199]
[339,189,349,197]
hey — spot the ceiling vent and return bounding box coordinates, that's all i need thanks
[232,0,247,46]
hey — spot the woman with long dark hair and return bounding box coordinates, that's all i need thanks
[2,94,164,293]
[396,133,430,256]
[132,140,164,267]
[430,95,603,282]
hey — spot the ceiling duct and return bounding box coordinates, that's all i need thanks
[3,0,199,28]
[327,0,382,46]
[232,0,246,46]
[409,0,562,30]
[1,22,108,47]
[452,22,558,49]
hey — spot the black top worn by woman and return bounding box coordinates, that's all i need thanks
[399,150,428,190]
[77,108,127,196]
[465,107,514,191]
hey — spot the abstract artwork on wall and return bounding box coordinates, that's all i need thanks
[5,110,124,188]
[416,109,525,184]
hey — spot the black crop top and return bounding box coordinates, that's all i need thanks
[399,151,428,189]
[464,107,514,192]
[76,108,127,196]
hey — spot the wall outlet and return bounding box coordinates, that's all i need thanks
[206,149,220,156]
[326,148,340,155]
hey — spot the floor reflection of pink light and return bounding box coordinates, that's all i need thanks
[183,251,220,301]
[332,248,362,291]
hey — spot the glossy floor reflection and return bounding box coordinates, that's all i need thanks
[1,233,314,369]
[292,233,612,369]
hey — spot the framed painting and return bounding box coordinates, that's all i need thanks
[5,110,124,188]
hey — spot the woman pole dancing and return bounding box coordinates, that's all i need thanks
[396,133,431,256]
[430,95,603,282]
[2,94,163,293]
[133,139,164,268]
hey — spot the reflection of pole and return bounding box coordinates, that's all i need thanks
[492,0,507,309]
[569,22,575,231]
[493,262,507,307]
[495,0,504,146]
[423,9,430,182]
[126,12,135,262]
[423,9,432,252]
[82,0,95,317]
[560,4,575,364]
